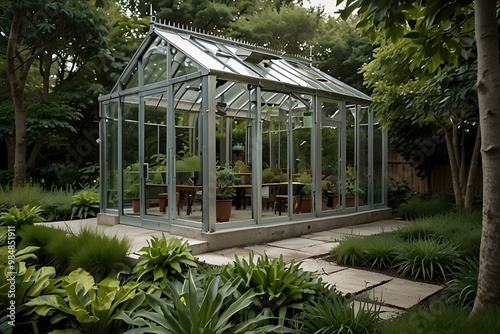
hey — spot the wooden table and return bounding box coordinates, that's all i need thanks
[232,184,252,210]
[176,185,202,215]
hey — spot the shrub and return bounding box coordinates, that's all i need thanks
[0,205,45,227]
[70,190,100,219]
[387,179,413,210]
[330,235,367,266]
[444,256,478,308]
[132,235,197,283]
[220,253,323,321]
[396,193,454,220]
[67,227,131,282]
[394,239,462,281]
[294,288,382,334]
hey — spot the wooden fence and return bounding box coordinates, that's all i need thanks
[388,150,483,196]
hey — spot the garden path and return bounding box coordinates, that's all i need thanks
[43,218,443,319]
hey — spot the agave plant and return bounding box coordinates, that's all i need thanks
[132,235,197,283]
[117,270,284,334]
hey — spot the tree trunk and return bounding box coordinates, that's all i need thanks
[443,127,465,209]
[464,125,481,211]
[6,12,43,186]
[472,0,500,314]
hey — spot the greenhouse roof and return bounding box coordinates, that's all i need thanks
[110,18,370,104]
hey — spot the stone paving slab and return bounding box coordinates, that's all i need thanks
[243,244,312,263]
[213,247,256,260]
[354,277,443,309]
[267,237,326,250]
[299,241,337,256]
[298,258,346,275]
[302,231,351,242]
[196,253,234,266]
[319,268,393,295]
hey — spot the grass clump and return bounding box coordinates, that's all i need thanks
[18,225,68,268]
[67,227,131,282]
[382,302,500,334]
[362,234,401,269]
[330,235,368,266]
[294,288,382,333]
[18,225,130,281]
[444,256,478,308]
[395,239,462,281]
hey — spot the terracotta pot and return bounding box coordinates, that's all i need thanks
[299,196,312,213]
[132,197,140,213]
[216,198,233,222]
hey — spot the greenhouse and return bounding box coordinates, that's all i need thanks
[97,17,390,247]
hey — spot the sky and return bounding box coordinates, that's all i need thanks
[303,0,345,17]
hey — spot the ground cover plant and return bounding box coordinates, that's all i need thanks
[0,183,100,222]
[0,183,74,221]
[382,300,500,334]
[331,211,480,280]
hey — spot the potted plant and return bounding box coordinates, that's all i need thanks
[123,162,141,212]
[345,165,365,207]
[216,166,236,222]
[296,172,312,213]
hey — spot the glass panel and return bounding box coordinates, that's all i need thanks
[122,95,140,216]
[143,37,167,85]
[174,79,203,223]
[345,105,356,208]
[170,45,203,78]
[291,94,313,215]
[320,100,341,212]
[143,93,168,216]
[358,107,369,207]
[105,101,119,210]
[123,65,139,90]
[373,119,384,204]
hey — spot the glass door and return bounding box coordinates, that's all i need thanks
[143,93,168,217]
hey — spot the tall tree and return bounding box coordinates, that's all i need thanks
[362,41,480,207]
[472,0,500,314]
[0,0,109,186]
[337,0,500,312]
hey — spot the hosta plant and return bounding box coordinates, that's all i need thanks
[220,253,323,320]
[394,239,462,281]
[71,191,100,219]
[26,268,144,334]
[132,235,197,283]
[117,270,284,334]
[0,245,63,334]
[0,205,45,227]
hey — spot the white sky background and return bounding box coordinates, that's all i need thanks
[302,0,345,17]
